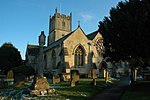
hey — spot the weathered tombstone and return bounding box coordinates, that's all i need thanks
[105,69,109,83]
[63,73,70,81]
[6,70,14,85]
[92,69,97,79]
[70,70,79,87]
[7,70,13,79]
[52,74,60,84]
[30,75,56,96]
[33,76,50,90]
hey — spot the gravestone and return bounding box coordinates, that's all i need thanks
[33,76,50,90]
[63,73,70,81]
[7,70,13,79]
[52,75,60,84]
[30,75,56,96]
[91,69,97,79]
[70,70,79,87]
[6,70,14,85]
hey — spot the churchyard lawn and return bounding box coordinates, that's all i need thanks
[0,78,118,100]
[54,78,117,100]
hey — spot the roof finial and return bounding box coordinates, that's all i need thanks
[78,20,80,27]
[55,8,58,13]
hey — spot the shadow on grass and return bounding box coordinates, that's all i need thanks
[53,78,115,100]
[121,80,150,100]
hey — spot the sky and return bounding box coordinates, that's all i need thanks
[0,0,126,60]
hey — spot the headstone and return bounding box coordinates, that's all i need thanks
[70,70,79,87]
[52,75,60,84]
[33,76,49,90]
[6,70,14,85]
[63,73,70,81]
[105,70,109,83]
[30,75,56,96]
[7,70,13,79]
[91,69,97,79]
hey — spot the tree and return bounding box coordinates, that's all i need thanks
[99,0,150,84]
[0,42,22,74]
[99,0,150,63]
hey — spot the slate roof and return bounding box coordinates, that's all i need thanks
[86,30,99,40]
[44,29,76,51]
[27,27,100,54]
[26,44,39,56]
[26,44,46,56]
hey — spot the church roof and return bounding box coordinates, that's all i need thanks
[26,44,39,56]
[86,30,99,40]
[26,44,46,56]
[44,30,75,51]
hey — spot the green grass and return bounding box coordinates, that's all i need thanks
[0,78,117,100]
[53,78,115,100]
[121,80,150,100]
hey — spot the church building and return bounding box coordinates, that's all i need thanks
[26,9,104,78]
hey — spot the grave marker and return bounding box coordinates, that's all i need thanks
[70,70,79,87]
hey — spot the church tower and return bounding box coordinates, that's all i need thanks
[48,8,72,45]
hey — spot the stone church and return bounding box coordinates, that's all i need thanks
[26,9,104,78]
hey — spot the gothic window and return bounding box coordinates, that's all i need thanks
[95,38,104,55]
[74,45,85,67]
[52,50,56,69]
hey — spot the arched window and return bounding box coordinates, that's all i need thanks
[52,50,56,69]
[95,38,104,55]
[74,45,85,67]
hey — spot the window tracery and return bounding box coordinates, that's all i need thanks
[74,45,85,67]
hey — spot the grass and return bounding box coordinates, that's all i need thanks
[0,78,118,100]
[121,80,150,100]
[53,78,116,100]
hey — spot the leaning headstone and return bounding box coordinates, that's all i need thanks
[70,70,79,87]
[5,70,14,85]
[52,75,60,84]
